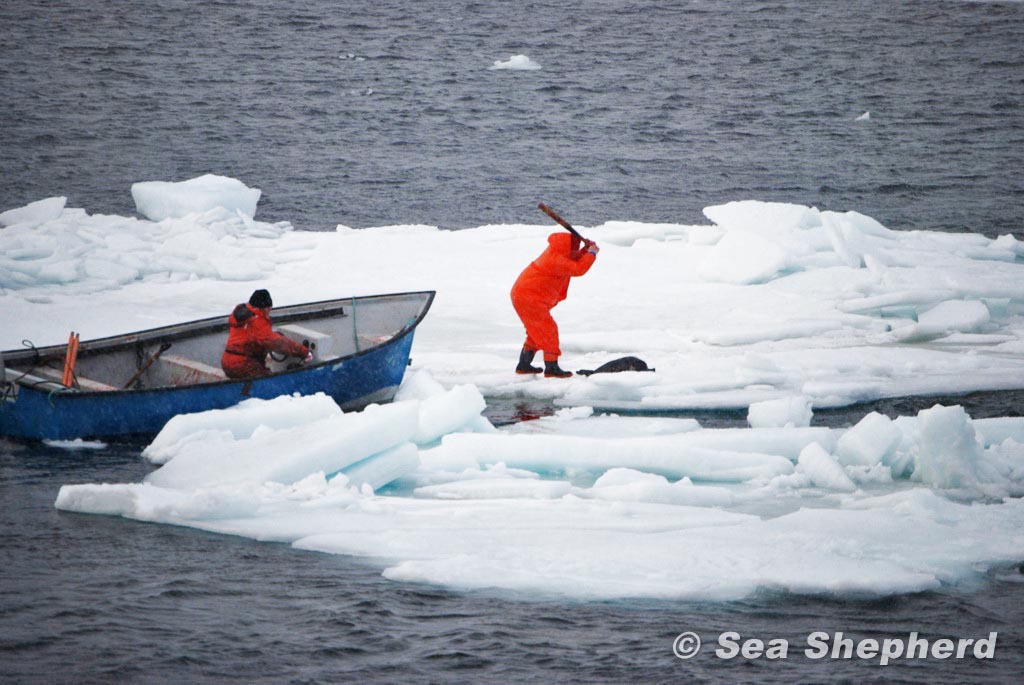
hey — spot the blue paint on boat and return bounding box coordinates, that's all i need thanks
[1,291,433,440]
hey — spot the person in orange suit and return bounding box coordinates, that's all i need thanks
[510,232,599,378]
[221,289,311,379]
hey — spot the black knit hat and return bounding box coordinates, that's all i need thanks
[249,289,273,308]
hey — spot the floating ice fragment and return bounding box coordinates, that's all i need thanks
[796,442,857,491]
[431,432,796,482]
[345,444,421,492]
[697,229,788,284]
[703,200,823,233]
[917,300,990,334]
[489,55,541,71]
[856,111,870,121]
[415,477,571,500]
[0,196,67,228]
[587,468,736,506]
[894,300,991,342]
[143,393,343,465]
[835,411,903,468]
[747,396,812,429]
[131,174,261,221]
[912,405,983,489]
[43,438,107,450]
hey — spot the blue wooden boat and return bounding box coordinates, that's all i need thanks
[0,291,435,440]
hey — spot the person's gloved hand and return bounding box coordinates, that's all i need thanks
[586,240,600,255]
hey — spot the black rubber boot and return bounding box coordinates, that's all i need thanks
[544,359,572,378]
[515,347,542,374]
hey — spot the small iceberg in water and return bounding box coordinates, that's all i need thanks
[489,55,542,71]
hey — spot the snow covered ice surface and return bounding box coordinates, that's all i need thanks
[5,179,1024,601]
[53,388,1024,601]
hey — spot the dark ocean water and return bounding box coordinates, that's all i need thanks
[1,0,1023,234]
[2,434,1024,685]
[3,0,1024,682]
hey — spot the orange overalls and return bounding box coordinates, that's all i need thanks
[220,303,308,379]
[510,232,597,362]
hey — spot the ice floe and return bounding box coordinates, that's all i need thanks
[4,177,1024,600]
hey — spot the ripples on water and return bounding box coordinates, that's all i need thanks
[2,0,1023,234]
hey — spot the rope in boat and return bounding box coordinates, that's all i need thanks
[1,340,73,402]
[351,295,360,353]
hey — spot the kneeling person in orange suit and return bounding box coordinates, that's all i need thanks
[221,289,312,379]
[510,232,599,378]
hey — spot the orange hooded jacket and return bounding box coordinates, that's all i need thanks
[510,232,597,359]
[220,303,308,378]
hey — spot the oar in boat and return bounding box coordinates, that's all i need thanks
[61,332,80,387]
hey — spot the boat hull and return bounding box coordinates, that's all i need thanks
[1,291,432,440]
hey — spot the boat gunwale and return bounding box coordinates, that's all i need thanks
[3,290,435,398]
